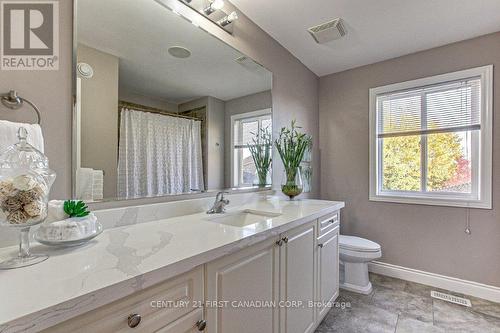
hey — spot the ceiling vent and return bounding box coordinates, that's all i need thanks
[235,56,266,73]
[308,18,346,44]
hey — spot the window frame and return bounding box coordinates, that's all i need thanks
[369,65,493,209]
[230,109,272,188]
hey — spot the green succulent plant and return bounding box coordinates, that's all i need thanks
[63,200,90,218]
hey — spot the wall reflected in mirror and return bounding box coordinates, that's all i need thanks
[74,0,272,201]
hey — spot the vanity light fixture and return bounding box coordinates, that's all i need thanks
[203,0,224,15]
[218,11,238,27]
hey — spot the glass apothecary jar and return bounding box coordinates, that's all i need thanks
[0,128,56,269]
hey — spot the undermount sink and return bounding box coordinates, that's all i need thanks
[205,209,282,227]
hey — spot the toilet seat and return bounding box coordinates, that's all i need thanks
[339,235,381,253]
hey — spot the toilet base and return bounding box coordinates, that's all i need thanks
[339,261,373,295]
[340,281,373,294]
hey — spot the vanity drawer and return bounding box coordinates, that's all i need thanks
[45,266,203,333]
[317,211,340,237]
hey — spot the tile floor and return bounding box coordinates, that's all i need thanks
[316,273,500,333]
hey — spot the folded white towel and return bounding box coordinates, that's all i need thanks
[0,120,44,152]
[92,170,104,201]
[45,200,69,223]
[76,168,94,200]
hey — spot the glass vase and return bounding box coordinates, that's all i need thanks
[254,169,269,188]
[0,128,56,269]
[281,167,303,200]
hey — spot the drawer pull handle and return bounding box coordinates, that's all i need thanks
[127,314,141,328]
[282,237,289,243]
[196,319,207,331]
[329,219,336,224]
[318,243,324,248]
[276,239,283,246]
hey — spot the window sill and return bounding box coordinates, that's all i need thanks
[369,193,491,209]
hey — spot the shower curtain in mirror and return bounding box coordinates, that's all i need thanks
[118,108,204,198]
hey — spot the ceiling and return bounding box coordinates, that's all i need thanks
[77,0,271,103]
[230,0,500,76]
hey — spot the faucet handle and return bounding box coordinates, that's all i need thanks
[216,191,229,201]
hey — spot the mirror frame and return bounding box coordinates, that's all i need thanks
[71,0,274,203]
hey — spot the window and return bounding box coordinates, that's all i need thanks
[369,65,492,208]
[231,110,272,187]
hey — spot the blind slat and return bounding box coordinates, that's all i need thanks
[377,78,481,138]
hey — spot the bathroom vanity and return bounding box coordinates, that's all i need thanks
[0,195,343,333]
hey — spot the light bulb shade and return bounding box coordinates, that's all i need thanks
[211,0,224,10]
[227,11,238,21]
[219,11,238,26]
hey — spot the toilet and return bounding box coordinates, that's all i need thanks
[339,235,382,294]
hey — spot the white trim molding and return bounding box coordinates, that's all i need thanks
[368,261,500,303]
[369,65,493,209]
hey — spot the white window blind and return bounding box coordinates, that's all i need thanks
[369,65,493,209]
[377,78,481,138]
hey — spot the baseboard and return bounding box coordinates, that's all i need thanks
[368,261,500,303]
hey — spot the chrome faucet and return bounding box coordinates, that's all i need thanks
[207,191,230,214]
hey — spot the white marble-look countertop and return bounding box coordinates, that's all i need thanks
[0,197,344,333]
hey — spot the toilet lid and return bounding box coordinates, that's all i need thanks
[339,235,381,252]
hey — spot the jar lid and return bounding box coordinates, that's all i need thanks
[0,127,50,170]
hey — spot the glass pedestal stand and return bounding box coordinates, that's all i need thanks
[0,227,48,269]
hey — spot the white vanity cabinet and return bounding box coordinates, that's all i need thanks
[43,267,205,333]
[205,237,280,333]
[41,210,341,333]
[316,224,340,319]
[278,221,317,333]
[206,212,340,333]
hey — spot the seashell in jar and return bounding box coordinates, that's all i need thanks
[30,184,47,198]
[15,190,38,205]
[12,174,37,191]
[7,210,28,225]
[0,181,15,200]
[2,196,22,212]
[24,200,45,217]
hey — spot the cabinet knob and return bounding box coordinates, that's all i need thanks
[318,243,324,248]
[276,239,283,246]
[282,237,289,243]
[127,314,141,328]
[329,219,336,224]
[196,319,207,331]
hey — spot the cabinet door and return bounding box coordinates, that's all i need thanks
[279,222,316,333]
[206,238,280,333]
[156,309,204,333]
[317,226,339,320]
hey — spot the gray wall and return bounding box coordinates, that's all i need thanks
[0,0,319,200]
[319,32,500,287]
[0,0,72,199]
[119,88,178,112]
[205,2,320,198]
[207,97,225,190]
[77,45,119,198]
[224,90,272,187]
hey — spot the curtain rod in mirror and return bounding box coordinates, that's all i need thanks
[118,101,201,121]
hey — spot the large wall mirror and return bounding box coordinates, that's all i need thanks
[73,0,273,201]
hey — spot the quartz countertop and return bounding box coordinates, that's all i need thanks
[0,197,344,333]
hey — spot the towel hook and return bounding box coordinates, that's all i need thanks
[1,90,41,125]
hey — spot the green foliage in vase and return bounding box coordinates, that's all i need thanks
[63,200,90,218]
[275,120,312,184]
[248,126,272,186]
